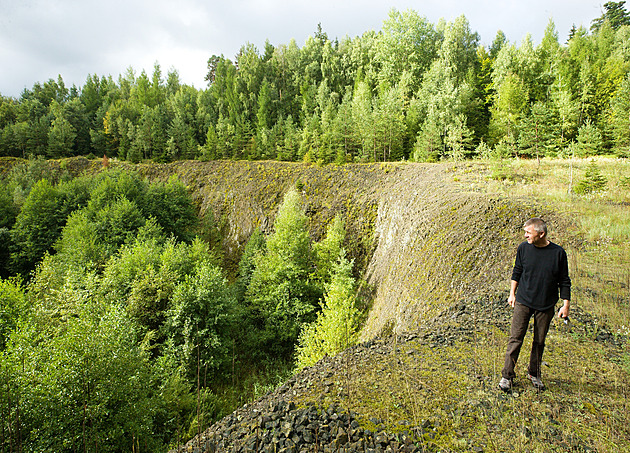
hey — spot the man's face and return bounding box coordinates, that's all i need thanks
[524,224,545,246]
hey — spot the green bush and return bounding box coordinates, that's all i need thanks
[296,254,360,370]
[2,303,166,452]
[245,188,320,357]
[87,168,148,213]
[165,261,236,382]
[0,182,18,229]
[145,175,199,241]
[0,277,26,350]
[10,179,63,275]
[576,120,604,157]
[313,215,346,286]
[6,156,63,208]
[56,197,146,270]
[234,227,266,303]
[574,160,608,195]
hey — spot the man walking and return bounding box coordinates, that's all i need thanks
[499,218,571,391]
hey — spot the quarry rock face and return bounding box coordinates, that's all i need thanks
[152,160,540,338]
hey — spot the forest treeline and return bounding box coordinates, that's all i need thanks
[1,4,630,164]
[0,159,361,451]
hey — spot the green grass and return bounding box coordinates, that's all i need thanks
[288,157,630,452]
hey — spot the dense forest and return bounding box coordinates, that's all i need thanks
[1,3,630,164]
[1,3,630,452]
[0,158,361,451]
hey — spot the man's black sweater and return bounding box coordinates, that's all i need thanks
[511,241,571,311]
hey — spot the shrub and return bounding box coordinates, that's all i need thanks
[87,168,148,213]
[56,197,146,270]
[576,120,603,157]
[165,262,236,381]
[0,182,18,229]
[296,255,360,370]
[2,303,165,452]
[144,175,198,242]
[245,189,320,357]
[0,277,26,350]
[313,215,346,287]
[10,179,63,275]
[574,160,608,195]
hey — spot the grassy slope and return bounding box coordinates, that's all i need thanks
[356,158,630,452]
[164,157,629,452]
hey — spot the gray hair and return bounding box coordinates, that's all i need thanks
[524,217,547,235]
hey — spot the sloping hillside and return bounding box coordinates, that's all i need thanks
[159,159,628,452]
[140,160,550,339]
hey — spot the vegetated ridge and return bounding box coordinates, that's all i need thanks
[59,157,627,452]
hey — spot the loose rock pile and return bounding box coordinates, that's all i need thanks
[177,400,431,453]
[172,295,625,453]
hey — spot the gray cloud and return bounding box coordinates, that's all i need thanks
[0,0,602,97]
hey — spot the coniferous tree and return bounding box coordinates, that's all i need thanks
[576,119,604,156]
[608,74,630,156]
[591,1,630,32]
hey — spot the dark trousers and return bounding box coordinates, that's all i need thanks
[502,301,555,380]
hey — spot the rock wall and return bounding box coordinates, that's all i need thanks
[140,160,557,339]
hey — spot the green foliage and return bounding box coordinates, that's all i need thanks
[517,102,558,158]
[2,302,167,452]
[165,261,236,381]
[375,8,440,91]
[0,166,218,451]
[0,181,18,229]
[55,196,146,269]
[313,215,346,286]
[245,188,320,357]
[489,72,528,147]
[101,234,215,346]
[609,73,630,156]
[591,0,630,32]
[145,175,199,241]
[474,139,492,159]
[1,7,630,162]
[234,227,266,302]
[87,168,148,213]
[574,160,609,194]
[5,156,61,207]
[488,159,515,181]
[296,255,360,370]
[5,169,199,276]
[0,277,26,350]
[576,119,604,157]
[413,115,442,162]
[9,178,63,275]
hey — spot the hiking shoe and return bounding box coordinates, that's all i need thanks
[527,374,545,390]
[498,377,512,391]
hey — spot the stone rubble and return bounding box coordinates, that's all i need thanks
[171,296,626,453]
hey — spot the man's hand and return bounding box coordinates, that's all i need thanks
[508,280,518,308]
[508,293,516,308]
[558,300,570,319]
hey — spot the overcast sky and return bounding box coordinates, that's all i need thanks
[0,0,604,98]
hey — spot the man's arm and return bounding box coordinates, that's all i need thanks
[508,279,518,307]
[558,248,571,319]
